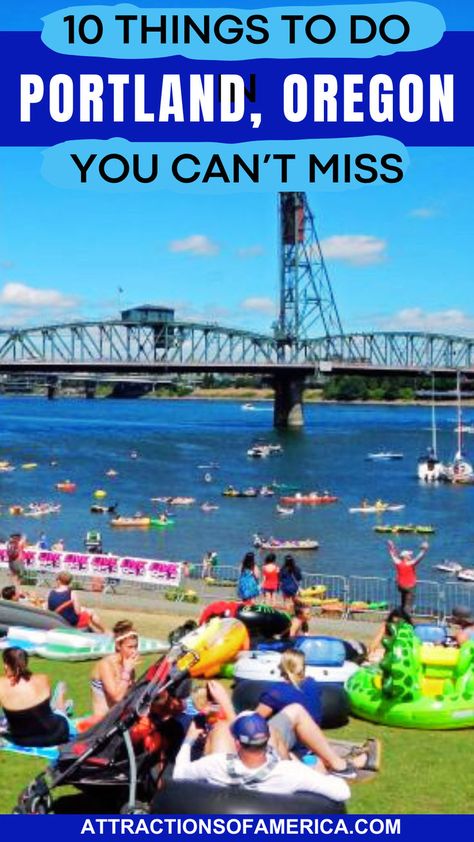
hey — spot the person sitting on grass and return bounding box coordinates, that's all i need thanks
[90,620,140,717]
[0,647,74,747]
[173,710,351,801]
[175,678,378,781]
[47,572,105,633]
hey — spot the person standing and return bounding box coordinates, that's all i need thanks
[387,540,429,612]
[236,552,261,603]
[278,555,302,609]
[6,533,26,591]
[261,553,279,606]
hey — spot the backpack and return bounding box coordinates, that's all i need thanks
[238,570,260,601]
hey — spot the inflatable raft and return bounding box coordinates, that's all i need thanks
[254,535,319,551]
[0,599,68,632]
[280,494,338,505]
[181,617,249,678]
[233,636,360,685]
[0,626,168,661]
[347,622,474,729]
[151,780,346,815]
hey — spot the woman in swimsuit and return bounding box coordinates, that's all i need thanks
[90,620,140,717]
[0,647,73,747]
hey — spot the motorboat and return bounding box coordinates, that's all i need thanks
[444,372,474,483]
[457,568,474,582]
[434,560,463,574]
[366,452,404,461]
[253,533,319,551]
[242,403,255,410]
[276,505,294,516]
[201,503,219,512]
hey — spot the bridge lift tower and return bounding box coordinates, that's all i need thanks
[273,192,343,428]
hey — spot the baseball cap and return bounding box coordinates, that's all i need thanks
[230,712,270,747]
[400,550,413,558]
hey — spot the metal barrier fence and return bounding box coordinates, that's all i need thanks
[349,576,388,606]
[443,581,474,619]
[301,573,347,603]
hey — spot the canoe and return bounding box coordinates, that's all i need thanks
[110,516,150,527]
[0,625,168,661]
[280,494,338,505]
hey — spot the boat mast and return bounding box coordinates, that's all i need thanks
[457,370,462,458]
[431,373,437,457]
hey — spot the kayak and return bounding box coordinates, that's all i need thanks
[0,626,169,661]
[349,504,405,514]
[280,494,338,505]
[150,518,175,527]
[21,463,38,470]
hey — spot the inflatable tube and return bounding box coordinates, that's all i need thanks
[180,617,249,678]
[234,649,359,685]
[0,599,69,633]
[0,626,168,661]
[236,605,291,638]
[150,780,346,815]
[232,679,350,729]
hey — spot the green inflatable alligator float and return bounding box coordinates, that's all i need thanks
[347,622,474,729]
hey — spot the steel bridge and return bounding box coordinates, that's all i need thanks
[0,322,473,376]
[0,193,469,425]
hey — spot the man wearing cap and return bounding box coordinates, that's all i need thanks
[387,539,429,612]
[451,607,474,644]
[173,711,350,802]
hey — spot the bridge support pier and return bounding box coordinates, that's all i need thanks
[273,375,305,429]
[85,381,96,399]
[46,378,58,400]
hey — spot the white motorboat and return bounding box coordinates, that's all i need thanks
[434,560,463,574]
[366,452,404,461]
[457,568,474,582]
[242,403,255,411]
[276,505,294,516]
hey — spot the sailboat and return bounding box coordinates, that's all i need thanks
[444,371,474,483]
[417,374,446,482]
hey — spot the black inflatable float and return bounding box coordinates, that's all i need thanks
[236,605,291,638]
[0,599,69,633]
[232,679,350,730]
[150,780,346,814]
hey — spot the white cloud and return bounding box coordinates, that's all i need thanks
[241,297,276,315]
[236,245,264,258]
[319,235,387,266]
[408,207,438,219]
[0,282,79,310]
[168,234,219,256]
[376,308,474,335]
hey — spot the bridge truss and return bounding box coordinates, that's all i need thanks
[0,321,473,375]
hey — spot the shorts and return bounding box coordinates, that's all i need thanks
[269,711,296,751]
[77,610,92,629]
[262,588,278,595]
[8,560,23,577]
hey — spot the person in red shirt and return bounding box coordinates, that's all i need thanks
[261,553,280,606]
[387,540,429,612]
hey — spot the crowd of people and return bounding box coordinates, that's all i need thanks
[1,531,473,809]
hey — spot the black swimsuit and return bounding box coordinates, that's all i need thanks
[3,697,70,747]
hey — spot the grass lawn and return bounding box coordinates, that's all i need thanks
[1,608,473,814]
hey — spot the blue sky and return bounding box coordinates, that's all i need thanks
[0,1,472,337]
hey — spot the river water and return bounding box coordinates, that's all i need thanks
[0,397,472,582]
